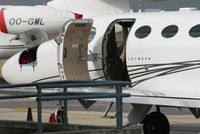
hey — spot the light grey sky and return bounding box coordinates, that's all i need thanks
[0,0,199,11]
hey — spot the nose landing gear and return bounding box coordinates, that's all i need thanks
[49,104,64,123]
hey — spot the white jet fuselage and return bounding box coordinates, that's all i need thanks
[3,11,200,108]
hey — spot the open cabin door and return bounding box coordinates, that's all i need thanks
[102,19,135,82]
[58,19,93,80]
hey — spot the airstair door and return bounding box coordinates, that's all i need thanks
[58,19,93,80]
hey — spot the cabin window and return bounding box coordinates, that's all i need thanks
[162,25,178,38]
[135,25,151,39]
[88,27,96,43]
[189,24,200,38]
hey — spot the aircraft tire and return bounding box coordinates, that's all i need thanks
[143,112,170,134]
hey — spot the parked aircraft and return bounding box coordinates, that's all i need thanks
[3,8,200,134]
[0,0,130,59]
[0,6,77,59]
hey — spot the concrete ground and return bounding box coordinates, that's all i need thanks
[1,108,200,134]
[0,107,200,126]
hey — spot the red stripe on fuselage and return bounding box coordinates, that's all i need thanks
[0,8,8,33]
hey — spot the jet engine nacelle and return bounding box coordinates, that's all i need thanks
[0,6,75,37]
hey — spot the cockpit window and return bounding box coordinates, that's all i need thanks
[189,24,200,38]
[162,25,178,38]
[88,27,96,43]
[19,46,38,65]
[135,25,151,39]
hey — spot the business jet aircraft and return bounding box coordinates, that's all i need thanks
[0,0,130,59]
[3,8,200,134]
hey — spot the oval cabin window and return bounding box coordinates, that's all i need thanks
[162,25,178,38]
[189,24,200,38]
[135,25,151,39]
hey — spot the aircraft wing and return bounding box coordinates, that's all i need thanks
[60,66,200,109]
[66,83,200,109]
[46,0,130,17]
